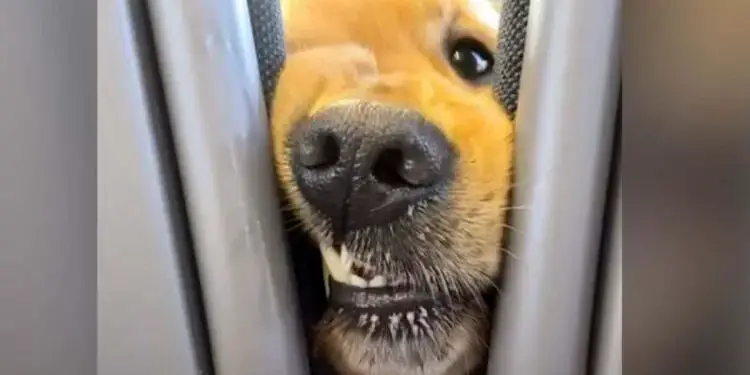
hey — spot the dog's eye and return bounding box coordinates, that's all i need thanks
[447,38,494,82]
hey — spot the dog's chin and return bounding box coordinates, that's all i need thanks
[317,287,487,375]
[314,241,489,375]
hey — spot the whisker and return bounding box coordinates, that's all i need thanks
[499,205,531,212]
[500,246,519,260]
[506,164,559,190]
[368,200,392,214]
[278,203,300,214]
[486,278,503,295]
[472,326,492,351]
[284,220,307,232]
[436,268,453,306]
[468,281,486,310]
[501,223,525,235]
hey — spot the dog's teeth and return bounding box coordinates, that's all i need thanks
[341,246,354,272]
[369,275,386,287]
[322,246,348,283]
[350,274,368,288]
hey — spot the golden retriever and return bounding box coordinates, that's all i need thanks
[271,0,513,374]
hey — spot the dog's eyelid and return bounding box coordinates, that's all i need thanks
[442,24,494,55]
[445,12,497,53]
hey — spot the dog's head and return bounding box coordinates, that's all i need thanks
[272,0,513,374]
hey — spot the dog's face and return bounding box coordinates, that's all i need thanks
[272,0,513,374]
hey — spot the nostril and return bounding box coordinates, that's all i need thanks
[372,144,441,188]
[298,132,340,169]
[398,146,440,187]
[372,148,411,188]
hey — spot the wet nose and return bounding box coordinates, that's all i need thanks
[290,104,456,230]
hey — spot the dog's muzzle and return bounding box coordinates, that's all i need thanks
[289,101,457,233]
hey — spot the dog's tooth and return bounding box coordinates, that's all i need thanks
[369,275,386,287]
[322,247,348,283]
[323,264,331,297]
[350,274,368,288]
[341,245,354,271]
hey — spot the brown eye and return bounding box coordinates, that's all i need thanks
[447,37,494,82]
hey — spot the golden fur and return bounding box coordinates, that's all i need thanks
[271,0,513,374]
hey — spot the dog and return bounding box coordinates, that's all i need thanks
[271,0,513,374]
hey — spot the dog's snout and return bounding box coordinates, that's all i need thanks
[370,123,450,188]
[296,130,341,169]
[290,104,455,230]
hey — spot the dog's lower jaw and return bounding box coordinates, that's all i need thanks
[315,309,488,375]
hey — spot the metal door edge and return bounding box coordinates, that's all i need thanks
[144,0,309,374]
[97,1,201,373]
[487,0,621,374]
[591,177,622,375]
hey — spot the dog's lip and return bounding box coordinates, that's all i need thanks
[327,277,441,310]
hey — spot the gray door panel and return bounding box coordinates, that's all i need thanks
[487,0,621,374]
[0,0,96,374]
[592,179,622,375]
[97,1,201,374]
[144,0,309,374]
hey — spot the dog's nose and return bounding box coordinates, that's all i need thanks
[290,105,455,230]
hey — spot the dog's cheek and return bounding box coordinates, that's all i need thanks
[451,123,513,279]
[474,214,506,278]
[446,206,503,280]
[472,180,512,278]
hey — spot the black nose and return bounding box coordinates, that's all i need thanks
[290,104,456,231]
